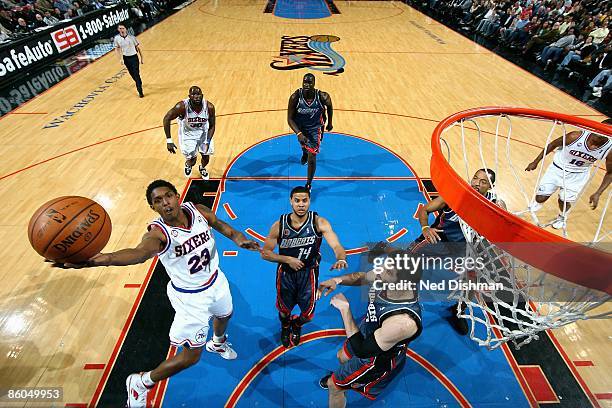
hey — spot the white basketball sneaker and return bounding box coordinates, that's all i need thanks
[199,165,209,180]
[551,214,566,230]
[205,336,237,360]
[126,373,149,408]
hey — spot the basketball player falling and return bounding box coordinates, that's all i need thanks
[526,118,612,229]
[53,180,260,407]
[164,86,216,179]
[316,250,422,407]
[261,186,347,347]
[287,73,334,192]
[370,169,504,335]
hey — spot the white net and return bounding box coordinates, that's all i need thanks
[436,110,612,350]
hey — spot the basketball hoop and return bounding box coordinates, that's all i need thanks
[431,107,612,349]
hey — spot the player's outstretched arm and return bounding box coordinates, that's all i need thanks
[525,131,580,171]
[316,271,375,299]
[419,196,446,243]
[590,154,612,209]
[162,102,184,153]
[316,216,347,270]
[54,228,165,268]
[330,293,359,337]
[260,222,304,270]
[195,204,260,251]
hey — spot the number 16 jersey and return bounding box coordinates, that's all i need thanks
[278,211,322,272]
[149,202,220,290]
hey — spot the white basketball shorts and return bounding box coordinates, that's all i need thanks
[166,270,233,348]
[179,131,215,159]
[536,163,590,202]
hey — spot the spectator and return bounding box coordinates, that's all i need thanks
[13,16,29,34]
[42,9,58,23]
[524,21,561,55]
[539,26,576,67]
[568,42,612,81]
[32,12,46,27]
[63,6,73,18]
[557,35,596,70]
[589,68,611,97]
[589,21,610,44]
[71,1,83,15]
[53,0,70,13]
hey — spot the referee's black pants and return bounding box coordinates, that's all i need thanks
[123,54,143,95]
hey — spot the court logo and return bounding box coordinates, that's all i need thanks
[271,35,345,75]
[51,26,82,52]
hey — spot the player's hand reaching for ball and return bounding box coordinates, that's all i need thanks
[49,253,109,269]
[167,141,177,154]
[330,259,347,270]
[239,240,261,251]
[422,226,443,243]
[525,161,538,171]
[316,277,341,300]
[330,293,350,311]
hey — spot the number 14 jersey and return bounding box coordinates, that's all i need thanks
[278,211,322,272]
[149,202,219,290]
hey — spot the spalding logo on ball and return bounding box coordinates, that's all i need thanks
[28,196,112,263]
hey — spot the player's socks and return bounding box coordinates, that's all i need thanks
[280,314,291,348]
[290,315,302,346]
[528,201,542,212]
[142,371,155,388]
[551,213,566,229]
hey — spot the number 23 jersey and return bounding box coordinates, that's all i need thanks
[149,202,219,290]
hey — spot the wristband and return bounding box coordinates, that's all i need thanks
[297,132,303,136]
[337,259,347,264]
[421,225,430,231]
[166,138,173,143]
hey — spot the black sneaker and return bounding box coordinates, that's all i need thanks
[281,325,291,348]
[290,317,302,346]
[447,304,468,335]
[300,151,308,165]
[319,374,332,390]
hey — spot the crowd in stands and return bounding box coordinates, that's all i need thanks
[415,0,611,100]
[0,0,170,42]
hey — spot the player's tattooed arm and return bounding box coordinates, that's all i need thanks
[195,204,260,251]
[525,131,581,171]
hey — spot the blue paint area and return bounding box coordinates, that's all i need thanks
[162,134,530,407]
[274,0,331,19]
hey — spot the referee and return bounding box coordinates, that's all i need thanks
[113,24,144,98]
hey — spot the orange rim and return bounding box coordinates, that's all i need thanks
[430,107,612,295]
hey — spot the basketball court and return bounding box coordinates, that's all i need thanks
[0,1,610,407]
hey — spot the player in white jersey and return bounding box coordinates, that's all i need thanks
[163,86,216,179]
[54,180,260,408]
[526,118,612,229]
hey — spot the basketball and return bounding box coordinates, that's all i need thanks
[28,196,112,263]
